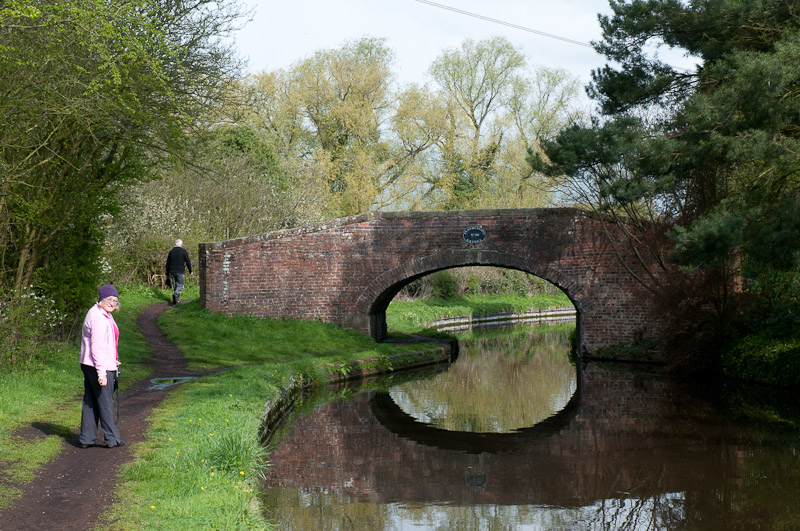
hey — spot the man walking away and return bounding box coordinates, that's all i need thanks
[166,239,192,304]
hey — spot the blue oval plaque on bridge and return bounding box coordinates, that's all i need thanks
[462,225,487,244]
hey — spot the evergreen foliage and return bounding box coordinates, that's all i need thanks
[533,0,800,366]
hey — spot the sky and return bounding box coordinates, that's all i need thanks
[232,0,624,89]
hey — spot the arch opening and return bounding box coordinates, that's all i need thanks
[365,263,580,346]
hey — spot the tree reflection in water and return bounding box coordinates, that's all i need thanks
[389,325,576,433]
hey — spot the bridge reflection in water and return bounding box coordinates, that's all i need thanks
[261,330,800,530]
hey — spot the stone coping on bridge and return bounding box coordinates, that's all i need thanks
[201,207,587,251]
[260,342,455,444]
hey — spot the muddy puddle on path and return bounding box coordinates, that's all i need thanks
[147,376,198,391]
[260,324,800,530]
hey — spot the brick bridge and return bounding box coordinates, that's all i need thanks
[199,208,660,355]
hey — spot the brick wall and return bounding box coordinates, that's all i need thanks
[199,208,662,354]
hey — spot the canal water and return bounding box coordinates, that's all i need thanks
[261,324,800,530]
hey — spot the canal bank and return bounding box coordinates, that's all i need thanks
[260,340,457,444]
[83,297,460,531]
[428,306,575,332]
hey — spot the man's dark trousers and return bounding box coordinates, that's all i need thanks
[170,272,185,303]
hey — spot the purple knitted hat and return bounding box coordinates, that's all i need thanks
[98,284,119,302]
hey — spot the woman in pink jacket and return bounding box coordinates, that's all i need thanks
[78,284,124,448]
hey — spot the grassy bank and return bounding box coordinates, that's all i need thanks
[0,286,164,510]
[386,292,572,334]
[0,286,445,527]
[100,292,446,530]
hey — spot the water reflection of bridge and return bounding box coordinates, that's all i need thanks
[264,364,750,507]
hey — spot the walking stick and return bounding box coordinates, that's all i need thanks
[114,369,120,424]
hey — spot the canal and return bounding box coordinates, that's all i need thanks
[261,323,800,530]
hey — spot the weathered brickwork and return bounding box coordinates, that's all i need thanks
[199,208,661,354]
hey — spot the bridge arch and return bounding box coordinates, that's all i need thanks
[355,250,583,344]
[199,208,660,355]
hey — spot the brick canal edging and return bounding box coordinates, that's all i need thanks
[428,306,576,332]
[259,342,456,443]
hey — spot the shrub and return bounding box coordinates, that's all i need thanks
[722,333,800,387]
[0,287,69,370]
[396,267,566,299]
[430,271,457,298]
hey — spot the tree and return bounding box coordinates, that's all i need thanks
[104,122,327,284]
[428,37,524,209]
[0,0,245,315]
[421,37,585,210]
[248,38,406,217]
[239,37,585,216]
[533,0,800,360]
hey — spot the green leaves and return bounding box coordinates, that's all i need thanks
[1,0,246,314]
[543,0,800,256]
[534,0,800,360]
[670,209,745,270]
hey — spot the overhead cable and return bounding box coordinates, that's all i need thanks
[413,0,594,48]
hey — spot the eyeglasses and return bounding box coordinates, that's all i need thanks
[102,298,119,307]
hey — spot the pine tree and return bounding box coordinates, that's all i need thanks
[533,0,800,360]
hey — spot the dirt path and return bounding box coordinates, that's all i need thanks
[0,302,200,531]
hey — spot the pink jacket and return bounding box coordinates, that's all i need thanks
[79,303,119,378]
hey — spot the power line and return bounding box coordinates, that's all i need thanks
[413,0,594,48]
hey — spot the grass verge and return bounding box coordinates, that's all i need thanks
[386,292,573,334]
[100,289,445,531]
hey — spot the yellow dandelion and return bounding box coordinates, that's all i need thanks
[211,472,215,476]
[176,451,180,455]
[234,485,238,489]
[201,459,205,463]
[189,419,193,423]
[198,418,202,421]
[239,471,244,475]
[151,506,155,509]
[209,433,214,437]
[168,437,172,441]
[229,394,232,397]
[200,487,205,491]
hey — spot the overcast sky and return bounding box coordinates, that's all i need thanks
[231,0,699,109]
[232,0,619,87]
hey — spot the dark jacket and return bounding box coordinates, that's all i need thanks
[166,246,192,275]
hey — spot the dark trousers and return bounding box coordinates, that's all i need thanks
[79,364,122,446]
[170,272,185,301]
